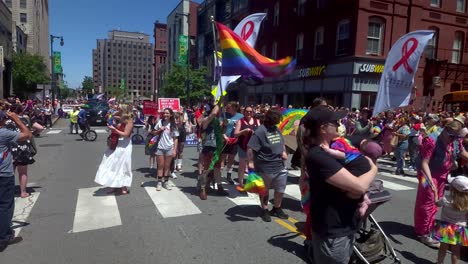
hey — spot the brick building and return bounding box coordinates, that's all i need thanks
[153,21,167,101]
[202,0,468,110]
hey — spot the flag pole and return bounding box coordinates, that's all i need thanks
[210,16,224,105]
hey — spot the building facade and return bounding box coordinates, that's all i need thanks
[93,30,154,99]
[4,0,49,70]
[153,21,167,101]
[199,0,468,110]
[15,24,27,53]
[0,0,12,98]
[167,0,199,70]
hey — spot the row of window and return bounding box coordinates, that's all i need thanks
[103,42,151,49]
[107,79,151,85]
[5,0,27,9]
[431,0,467,13]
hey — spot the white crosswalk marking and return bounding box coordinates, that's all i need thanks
[95,129,107,134]
[46,130,62,134]
[379,171,419,184]
[13,192,40,236]
[144,181,201,218]
[71,187,122,233]
[378,179,415,191]
[284,184,301,200]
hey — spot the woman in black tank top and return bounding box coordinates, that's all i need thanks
[234,106,260,187]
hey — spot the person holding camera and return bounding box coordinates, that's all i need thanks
[0,110,32,252]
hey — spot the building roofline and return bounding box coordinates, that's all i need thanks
[168,0,185,17]
[108,29,150,36]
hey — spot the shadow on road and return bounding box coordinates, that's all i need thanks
[378,221,417,245]
[14,185,41,197]
[267,232,308,263]
[397,250,434,264]
[224,205,259,222]
[136,167,155,178]
[275,197,302,212]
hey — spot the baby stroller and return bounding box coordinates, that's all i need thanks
[350,180,401,264]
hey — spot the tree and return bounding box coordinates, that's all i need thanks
[161,64,211,105]
[106,86,126,99]
[12,52,50,97]
[81,76,94,94]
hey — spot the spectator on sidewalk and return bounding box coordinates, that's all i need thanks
[0,110,32,252]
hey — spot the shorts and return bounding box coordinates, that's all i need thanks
[202,146,216,154]
[156,148,173,156]
[308,232,354,264]
[260,168,288,193]
[202,148,221,169]
[222,143,238,155]
[238,147,247,159]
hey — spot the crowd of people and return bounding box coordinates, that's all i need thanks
[3,95,468,263]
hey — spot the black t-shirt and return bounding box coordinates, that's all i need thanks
[307,145,370,239]
[248,125,285,174]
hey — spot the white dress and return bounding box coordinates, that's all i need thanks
[94,137,133,187]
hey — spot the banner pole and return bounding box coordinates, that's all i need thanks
[210,16,224,105]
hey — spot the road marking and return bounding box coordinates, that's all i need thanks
[289,170,300,177]
[95,129,107,134]
[274,219,306,239]
[379,171,419,184]
[46,130,62,134]
[284,184,301,200]
[12,192,40,236]
[71,187,122,233]
[144,181,201,218]
[378,179,414,191]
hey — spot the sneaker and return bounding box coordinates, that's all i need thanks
[261,209,271,222]
[227,172,234,185]
[171,172,177,179]
[0,236,23,252]
[270,207,289,219]
[162,181,172,190]
[156,182,162,191]
[420,236,440,249]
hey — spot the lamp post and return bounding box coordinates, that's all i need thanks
[50,35,64,106]
[176,12,191,107]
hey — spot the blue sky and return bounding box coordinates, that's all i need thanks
[50,0,201,89]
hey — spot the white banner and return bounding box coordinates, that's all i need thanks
[373,30,434,116]
[213,13,266,102]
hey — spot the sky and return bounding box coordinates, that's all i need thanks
[50,0,201,89]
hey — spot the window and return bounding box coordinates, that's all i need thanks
[425,27,439,59]
[314,27,324,59]
[5,0,11,8]
[272,42,278,59]
[20,13,27,23]
[452,31,464,64]
[431,0,440,7]
[298,0,306,16]
[274,1,280,26]
[296,33,304,59]
[20,0,26,8]
[336,19,350,55]
[457,0,466,12]
[366,17,385,55]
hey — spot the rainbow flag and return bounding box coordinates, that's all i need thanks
[278,109,308,135]
[216,22,296,78]
[236,170,267,195]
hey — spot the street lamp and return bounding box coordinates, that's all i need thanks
[50,34,64,106]
[175,12,191,107]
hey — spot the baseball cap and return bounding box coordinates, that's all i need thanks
[0,110,6,120]
[426,113,439,122]
[302,106,347,130]
[449,176,468,192]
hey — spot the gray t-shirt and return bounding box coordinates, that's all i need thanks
[0,128,20,177]
[247,125,285,174]
[154,120,179,150]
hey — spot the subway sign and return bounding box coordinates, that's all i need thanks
[298,65,326,78]
[359,63,384,74]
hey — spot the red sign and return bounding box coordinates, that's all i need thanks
[143,101,158,116]
[158,98,181,112]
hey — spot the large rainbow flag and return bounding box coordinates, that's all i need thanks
[278,109,308,135]
[216,22,296,78]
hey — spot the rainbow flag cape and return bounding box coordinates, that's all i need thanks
[278,109,308,135]
[216,22,296,78]
[236,170,267,195]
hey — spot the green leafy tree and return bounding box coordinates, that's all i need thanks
[161,64,211,105]
[81,76,94,94]
[12,52,50,97]
[107,86,126,99]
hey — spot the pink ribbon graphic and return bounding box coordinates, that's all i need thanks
[241,21,254,41]
[392,37,419,74]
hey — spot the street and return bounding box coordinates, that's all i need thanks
[0,119,463,264]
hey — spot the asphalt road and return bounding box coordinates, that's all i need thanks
[0,119,465,264]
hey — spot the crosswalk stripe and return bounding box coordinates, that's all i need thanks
[95,129,107,134]
[378,179,414,191]
[144,180,201,218]
[46,130,61,134]
[284,184,301,200]
[379,171,419,184]
[13,192,40,236]
[71,187,122,233]
[289,170,300,177]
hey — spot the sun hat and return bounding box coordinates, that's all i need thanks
[449,176,468,192]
